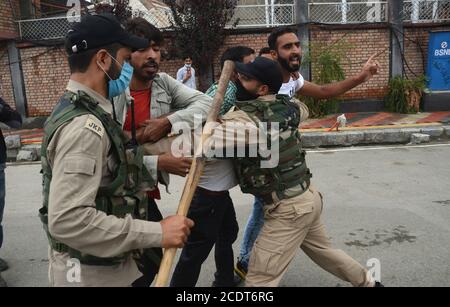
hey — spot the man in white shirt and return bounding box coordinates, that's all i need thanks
[235,26,380,281]
[272,27,379,98]
[177,56,197,90]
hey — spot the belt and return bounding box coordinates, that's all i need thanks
[196,187,229,197]
[258,180,310,206]
[259,192,282,206]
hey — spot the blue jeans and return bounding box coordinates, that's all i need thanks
[0,164,5,249]
[238,197,264,269]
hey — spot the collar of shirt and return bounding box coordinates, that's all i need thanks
[181,66,193,72]
[66,79,113,115]
[228,80,237,93]
[258,94,277,102]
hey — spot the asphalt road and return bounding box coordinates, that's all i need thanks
[1,143,449,287]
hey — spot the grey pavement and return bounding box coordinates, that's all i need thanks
[1,143,450,287]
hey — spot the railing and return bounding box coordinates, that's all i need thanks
[229,3,296,28]
[403,0,450,23]
[16,8,173,41]
[308,1,388,24]
[16,16,76,41]
[132,7,173,29]
[15,1,450,40]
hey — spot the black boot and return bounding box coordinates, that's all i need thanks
[211,273,241,287]
[0,258,8,272]
[234,259,248,281]
[0,273,7,287]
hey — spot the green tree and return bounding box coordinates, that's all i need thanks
[93,0,132,23]
[300,40,351,118]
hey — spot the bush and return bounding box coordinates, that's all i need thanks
[298,40,350,118]
[385,75,427,114]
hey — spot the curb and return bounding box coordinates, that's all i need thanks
[5,125,450,162]
[302,125,449,148]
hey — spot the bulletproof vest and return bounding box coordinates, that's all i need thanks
[39,90,156,266]
[233,94,312,202]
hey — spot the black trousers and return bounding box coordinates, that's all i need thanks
[170,188,239,287]
[132,198,163,287]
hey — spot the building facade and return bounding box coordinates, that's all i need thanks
[0,0,449,117]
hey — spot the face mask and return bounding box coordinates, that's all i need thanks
[98,53,134,99]
[235,79,259,101]
[185,64,192,69]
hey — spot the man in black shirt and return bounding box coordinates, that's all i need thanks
[0,97,22,287]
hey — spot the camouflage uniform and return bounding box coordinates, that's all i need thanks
[205,94,373,287]
[39,81,162,287]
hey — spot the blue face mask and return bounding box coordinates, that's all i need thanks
[98,53,134,99]
[108,61,133,99]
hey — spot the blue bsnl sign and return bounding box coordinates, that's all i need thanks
[427,31,450,91]
[434,41,450,57]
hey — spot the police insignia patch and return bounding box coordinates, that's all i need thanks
[84,116,104,138]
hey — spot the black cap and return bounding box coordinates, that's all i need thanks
[235,57,283,94]
[66,13,149,55]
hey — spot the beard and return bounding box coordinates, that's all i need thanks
[136,59,160,81]
[104,60,122,89]
[106,60,122,81]
[278,54,302,73]
[235,79,260,101]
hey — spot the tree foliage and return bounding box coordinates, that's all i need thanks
[385,75,427,114]
[93,0,132,24]
[299,40,351,118]
[164,0,238,90]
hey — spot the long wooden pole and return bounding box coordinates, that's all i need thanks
[154,61,235,287]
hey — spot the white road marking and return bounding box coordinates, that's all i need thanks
[308,143,450,154]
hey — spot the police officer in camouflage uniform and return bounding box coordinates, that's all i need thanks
[39,14,193,287]
[204,57,382,287]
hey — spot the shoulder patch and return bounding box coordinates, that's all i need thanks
[84,115,104,138]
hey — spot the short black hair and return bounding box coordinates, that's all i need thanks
[268,27,297,51]
[259,47,271,56]
[126,17,164,46]
[65,42,122,73]
[184,56,192,60]
[220,46,255,69]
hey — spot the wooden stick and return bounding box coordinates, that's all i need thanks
[154,61,235,287]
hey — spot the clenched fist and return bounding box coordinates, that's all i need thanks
[160,216,195,248]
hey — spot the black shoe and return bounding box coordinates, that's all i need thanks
[375,281,384,287]
[212,274,242,287]
[0,274,7,287]
[0,258,8,272]
[234,259,247,281]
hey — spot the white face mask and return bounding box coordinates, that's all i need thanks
[185,64,192,69]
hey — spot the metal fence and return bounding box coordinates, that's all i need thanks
[15,1,450,41]
[133,7,173,29]
[229,3,296,28]
[16,9,173,41]
[308,1,388,24]
[17,16,75,41]
[403,0,450,23]
[308,0,450,24]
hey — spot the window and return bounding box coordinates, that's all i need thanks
[230,0,296,28]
